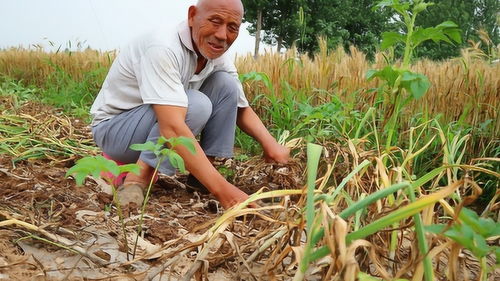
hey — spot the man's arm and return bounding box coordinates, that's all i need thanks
[153,104,250,209]
[237,106,290,163]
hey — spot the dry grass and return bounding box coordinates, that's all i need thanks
[236,43,499,133]
[0,43,498,132]
[0,47,114,87]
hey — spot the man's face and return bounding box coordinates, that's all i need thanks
[188,0,243,59]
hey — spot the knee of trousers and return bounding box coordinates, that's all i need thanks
[186,90,213,133]
[204,71,240,105]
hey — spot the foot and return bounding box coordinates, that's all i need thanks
[116,183,145,206]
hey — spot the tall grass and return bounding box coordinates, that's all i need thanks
[236,41,499,135]
[0,44,497,132]
[0,47,112,118]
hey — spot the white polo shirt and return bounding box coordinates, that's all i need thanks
[90,21,249,126]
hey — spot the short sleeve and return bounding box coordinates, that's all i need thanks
[139,46,188,107]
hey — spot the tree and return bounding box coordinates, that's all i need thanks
[242,0,392,57]
[242,0,303,53]
[414,0,499,59]
[241,0,267,57]
[304,0,392,57]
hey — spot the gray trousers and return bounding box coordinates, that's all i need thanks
[91,72,239,175]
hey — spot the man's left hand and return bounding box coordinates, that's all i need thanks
[263,143,290,164]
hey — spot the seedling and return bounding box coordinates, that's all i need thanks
[66,136,195,259]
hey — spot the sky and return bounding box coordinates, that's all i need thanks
[0,0,259,57]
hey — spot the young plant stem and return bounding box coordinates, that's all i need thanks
[402,11,417,68]
[111,184,130,261]
[132,157,163,259]
[479,257,488,281]
[294,143,323,280]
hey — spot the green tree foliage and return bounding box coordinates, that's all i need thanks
[242,0,391,57]
[242,0,303,52]
[242,0,499,60]
[301,0,392,57]
[413,0,499,59]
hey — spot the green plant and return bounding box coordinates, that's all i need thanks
[42,59,106,119]
[65,155,140,260]
[66,136,195,259]
[369,0,461,158]
[426,207,500,281]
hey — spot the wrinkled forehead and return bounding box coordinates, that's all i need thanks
[197,0,244,17]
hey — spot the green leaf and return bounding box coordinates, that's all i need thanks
[157,136,168,146]
[445,225,474,249]
[339,182,411,219]
[311,228,325,245]
[307,245,330,263]
[65,155,122,186]
[173,136,196,154]
[374,0,409,16]
[366,66,400,87]
[130,141,158,152]
[347,183,458,243]
[381,32,405,50]
[168,152,186,173]
[401,71,430,99]
[413,2,433,13]
[358,272,382,281]
[471,233,490,258]
[436,21,459,29]
[119,163,141,175]
[425,224,447,234]
[443,29,462,44]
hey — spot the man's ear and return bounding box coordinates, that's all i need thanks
[188,5,196,27]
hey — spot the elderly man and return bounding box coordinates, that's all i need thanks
[89,0,289,209]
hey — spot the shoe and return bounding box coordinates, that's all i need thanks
[116,183,145,206]
[185,175,210,194]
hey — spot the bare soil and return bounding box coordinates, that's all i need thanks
[0,102,303,280]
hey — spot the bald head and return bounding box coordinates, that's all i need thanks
[196,0,244,16]
[188,0,244,59]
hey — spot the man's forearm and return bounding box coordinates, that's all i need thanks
[153,105,227,195]
[237,106,290,163]
[237,106,276,150]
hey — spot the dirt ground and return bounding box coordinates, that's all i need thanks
[0,137,303,280]
[0,94,307,280]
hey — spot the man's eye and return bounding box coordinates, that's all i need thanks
[228,25,239,33]
[210,19,222,24]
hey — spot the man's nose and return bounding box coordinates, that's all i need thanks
[214,25,227,41]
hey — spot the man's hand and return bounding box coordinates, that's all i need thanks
[214,183,253,209]
[237,107,291,164]
[153,104,253,209]
[263,142,290,163]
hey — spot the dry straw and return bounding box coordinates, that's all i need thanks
[236,40,499,133]
[0,42,498,131]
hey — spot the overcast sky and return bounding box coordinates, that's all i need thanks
[0,0,258,57]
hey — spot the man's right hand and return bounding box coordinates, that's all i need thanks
[214,183,253,209]
[153,104,256,210]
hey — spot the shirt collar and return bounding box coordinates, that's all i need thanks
[177,20,196,54]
